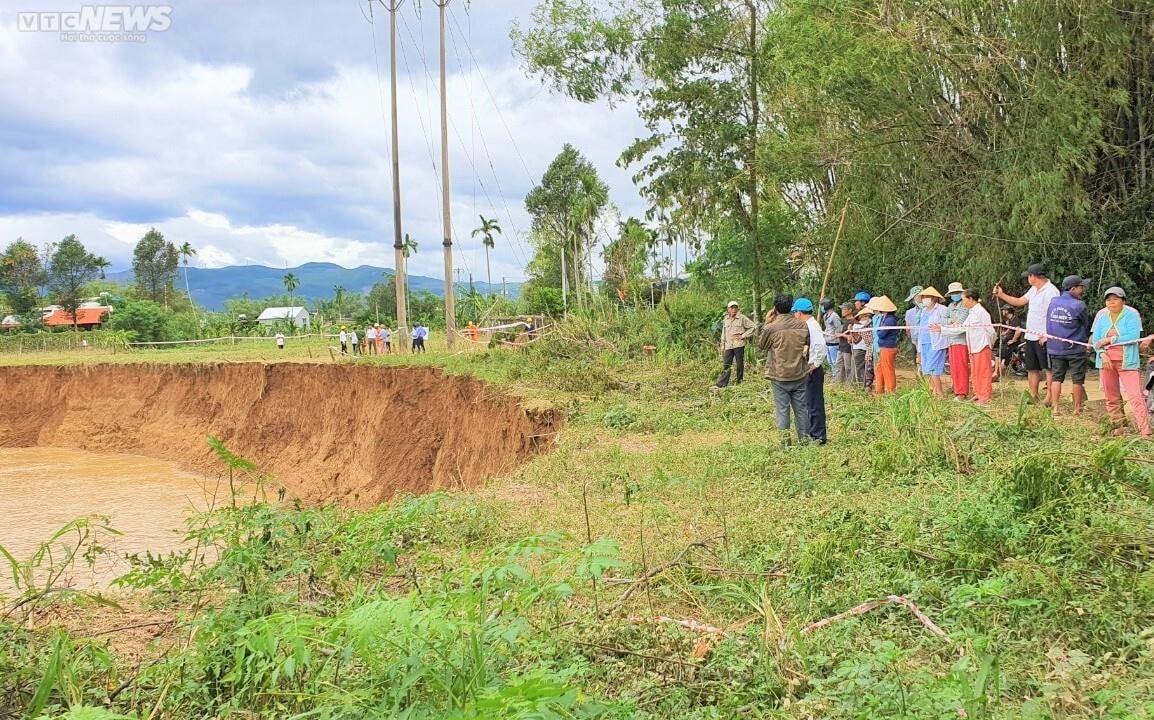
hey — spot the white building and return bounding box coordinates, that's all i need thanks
[257,306,310,328]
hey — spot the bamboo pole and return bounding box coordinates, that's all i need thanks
[818,201,849,302]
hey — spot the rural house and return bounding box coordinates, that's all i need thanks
[257,306,310,328]
[42,304,112,330]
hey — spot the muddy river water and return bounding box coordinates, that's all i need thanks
[0,447,214,589]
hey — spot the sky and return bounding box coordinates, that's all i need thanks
[0,0,650,282]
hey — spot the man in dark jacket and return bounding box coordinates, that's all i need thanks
[1046,275,1091,414]
[758,293,812,444]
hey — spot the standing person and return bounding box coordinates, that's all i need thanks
[821,299,843,382]
[1046,275,1092,414]
[872,296,900,394]
[837,303,856,385]
[714,300,757,388]
[916,287,948,397]
[374,324,385,354]
[853,291,871,314]
[757,294,812,445]
[904,286,924,356]
[850,307,873,390]
[466,321,480,343]
[1091,287,1151,437]
[943,282,971,400]
[993,264,1060,404]
[275,331,285,351]
[365,324,377,355]
[349,327,360,355]
[338,326,348,354]
[793,298,828,444]
[380,324,392,354]
[936,290,996,404]
[996,308,1023,380]
[411,323,428,353]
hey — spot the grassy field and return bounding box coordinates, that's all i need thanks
[3,335,1154,719]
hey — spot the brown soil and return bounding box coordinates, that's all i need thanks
[0,363,561,507]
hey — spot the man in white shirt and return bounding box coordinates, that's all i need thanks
[993,263,1059,404]
[338,326,348,354]
[380,325,392,353]
[794,297,829,444]
[275,332,285,350]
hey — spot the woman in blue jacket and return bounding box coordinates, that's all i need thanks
[1091,286,1151,437]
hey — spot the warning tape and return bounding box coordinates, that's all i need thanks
[845,322,1152,352]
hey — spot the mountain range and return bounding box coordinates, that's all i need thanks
[105,263,520,311]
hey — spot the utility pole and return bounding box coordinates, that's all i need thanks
[435,0,456,347]
[383,0,409,349]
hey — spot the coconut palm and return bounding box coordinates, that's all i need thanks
[401,233,418,260]
[333,285,346,320]
[178,242,196,306]
[283,272,299,309]
[471,215,501,292]
[94,256,111,280]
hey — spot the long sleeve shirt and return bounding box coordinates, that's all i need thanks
[944,301,970,347]
[805,316,825,369]
[822,311,843,345]
[941,303,995,353]
[721,313,757,350]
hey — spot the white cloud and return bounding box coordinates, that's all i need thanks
[0,3,650,281]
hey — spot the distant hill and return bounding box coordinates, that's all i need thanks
[106,262,519,311]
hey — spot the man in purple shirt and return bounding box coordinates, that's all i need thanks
[1046,275,1091,414]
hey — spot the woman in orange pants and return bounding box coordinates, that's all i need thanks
[872,296,900,393]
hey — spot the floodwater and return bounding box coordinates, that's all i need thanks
[0,447,217,590]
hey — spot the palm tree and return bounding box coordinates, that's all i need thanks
[94,257,111,280]
[471,215,501,292]
[178,242,196,306]
[333,285,346,321]
[401,233,418,260]
[283,272,299,309]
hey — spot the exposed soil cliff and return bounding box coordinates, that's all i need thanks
[0,363,560,506]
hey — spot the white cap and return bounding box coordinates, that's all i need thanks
[726,300,739,308]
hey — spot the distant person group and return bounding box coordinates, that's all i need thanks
[337,324,399,355]
[715,262,1152,442]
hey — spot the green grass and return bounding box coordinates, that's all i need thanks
[4,335,1154,718]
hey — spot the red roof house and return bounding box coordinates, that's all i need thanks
[42,306,111,329]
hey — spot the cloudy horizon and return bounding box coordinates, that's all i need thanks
[0,0,649,282]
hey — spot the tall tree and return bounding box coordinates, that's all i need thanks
[524,144,609,311]
[333,285,346,320]
[178,241,196,307]
[132,228,179,306]
[283,272,299,309]
[0,238,46,316]
[603,218,651,303]
[47,235,106,329]
[471,215,502,291]
[516,1,769,317]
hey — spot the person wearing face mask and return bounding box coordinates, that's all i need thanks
[916,287,948,397]
[993,263,1060,404]
[935,289,996,404]
[943,282,971,400]
[1091,287,1151,437]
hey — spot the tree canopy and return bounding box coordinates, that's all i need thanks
[517,0,1154,309]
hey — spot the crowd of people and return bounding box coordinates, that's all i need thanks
[715,263,1152,443]
[337,323,397,355]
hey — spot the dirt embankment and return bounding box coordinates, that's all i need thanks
[0,363,560,506]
